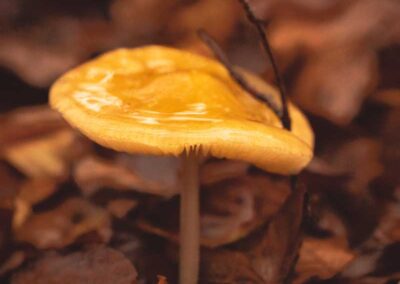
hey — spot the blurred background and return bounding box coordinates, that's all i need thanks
[0,0,399,283]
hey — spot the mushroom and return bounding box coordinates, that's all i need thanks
[50,46,313,284]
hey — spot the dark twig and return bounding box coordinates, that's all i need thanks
[238,0,291,130]
[197,29,282,117]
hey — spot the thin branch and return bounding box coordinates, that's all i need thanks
[197,29,282,117]
[238,0,291,130]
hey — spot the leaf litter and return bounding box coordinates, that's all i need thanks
[0,0,399,283]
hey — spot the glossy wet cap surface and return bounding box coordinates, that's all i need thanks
[50,46,314,174]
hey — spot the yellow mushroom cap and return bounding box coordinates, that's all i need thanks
[50,46,314,174]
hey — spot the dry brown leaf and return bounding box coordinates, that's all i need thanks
[74,155,179,197]
[249,0,344,19]
[200,250,265,284]
[200,159,249,185]
[243,181,305,283]
[0,106,66,149]
[112,231,176,283]
[201,181,305,283]
[0,18,113,87]
[380,109,400,188]
[17,178,59,207]
[295,237,355,283]
[4,130,79,179]
[372,199,400,244]
[0,162,20,210]
[110,0,177,41]
[138,174,290,248]
[107,199,138,219]
[331,242,400,284]
[12,178,60,229]
[326,138,383,195]
[371,89,400,108]
[292,47,378,125]
[271,0,400,53]
[117,154,181,195]
[201,175,290,247]
[15,198,111,249]
[157,275,168,284]
[0,251,25,277]
[269,0,400,124]
[304,137,384,245]
[169,0,240,52]
[11,246,137,284]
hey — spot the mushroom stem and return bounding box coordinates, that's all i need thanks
[180,150,200,284]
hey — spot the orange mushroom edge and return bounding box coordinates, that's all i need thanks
[50,45,314,175]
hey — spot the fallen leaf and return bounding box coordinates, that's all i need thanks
[138,174,290,247]
[0,162,20,210]
[17,178,59,207]
[200,159,250,185]
[269,0,400,124]
[15,198,111,249]
[4,130,79,179]
[201,175,290,247]
[0,18,113,87]
[110,0,177,41]
[74,155,179,197]
[0,251,25,277]
[13,178,60,229]
[201,180,306,283]
[304,138,383,246]
[317,242,400,284]
[242,180,305,283]
[0,106,66,150]
[292,47,378,125]
[200,250,264,284]
[168,0,240,52]
[295,237,355,283]
[157,275,168,284]
[107,199,138,219]
[11,246,137,284]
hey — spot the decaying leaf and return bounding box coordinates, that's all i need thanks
[0,162,20,210]
[138,174,290,247]
[107,199,138,219]
[324,138,383,195]
[112,231,176,283]
[0,251,25,277]
[157,275,168,284]
[17,178,59,207]
[303,137,384,246]
[200,160,250,185]
[295,237,355,283]
[269,0,400,124]
[110,0,177,41]
[168,0,240,52]
[306,242,400,284]
[0,106,66,149]
[74,155,179,197]
[15,198,111,249]
[201,175,290,247]
[201,180,306,283]
[11,246,137,284]
[12,178,60,229]
[0,0,398,282]
[0,106,90,180]
[4,130,80,179]
[243,181,305,283]
[372,196,400,244]
[292,48,378,125]
[200,250,264,284]
[0,18,113,87]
